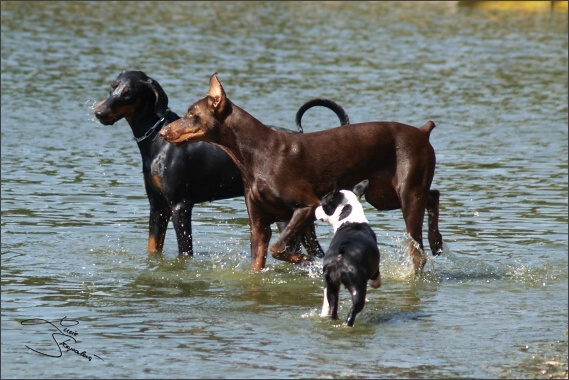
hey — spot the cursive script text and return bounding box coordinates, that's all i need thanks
[20,316,103,361]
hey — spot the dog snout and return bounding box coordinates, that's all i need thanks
[159,123,177,141]
[159,121,187,144]
[93,100,105,116]
[160,118,208,145]
[93,100,115,125]
[314,205,326,221]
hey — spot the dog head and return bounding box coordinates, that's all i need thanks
[94,70,168,125]
[160,73,231,146]
[315,180,369,232]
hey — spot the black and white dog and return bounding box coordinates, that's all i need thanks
[315,180,381,327]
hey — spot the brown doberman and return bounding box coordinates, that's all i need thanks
[94,70,350,261]
[160,73,443,273]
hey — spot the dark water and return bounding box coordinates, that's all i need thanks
[1,1,567,378]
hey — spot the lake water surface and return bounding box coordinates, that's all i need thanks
[1,1,567,378]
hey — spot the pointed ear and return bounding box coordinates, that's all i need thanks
[352,179,369,199]
[207,72,225,109]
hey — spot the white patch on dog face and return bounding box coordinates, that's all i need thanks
[315,190,368,232]
[112,81,128,97]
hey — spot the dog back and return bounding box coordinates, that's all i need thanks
[324,222,380,284]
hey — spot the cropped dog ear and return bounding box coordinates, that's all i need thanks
[208,72,225,109]
[352,179,369,199]
[146,78,168,116]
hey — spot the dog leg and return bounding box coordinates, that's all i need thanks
[276,221,304,256]
[300,222,325,258]
[246,199,273,272]
[400,193,428,273]
[270,207,315,264]
[346,281,367,327]
[320,287,331,317]
[365,181,427,272]
[427,189,443,256]
[326,283,340,320]
[276,220,325,258]
[147,197,171,253]
[147,222,168,252]
[171,202,193,256]
[249,222,272,272]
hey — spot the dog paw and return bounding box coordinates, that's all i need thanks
[429,234,443,256]
[369,278,381,289]
[431,242,443,256]
[269,242,286,255]
[291,254,313,264]
[270,249,313,264]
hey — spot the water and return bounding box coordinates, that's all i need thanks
[1,1,567,378]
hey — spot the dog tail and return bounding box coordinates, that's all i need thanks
[295,98,350,132]
[419,120,436,138]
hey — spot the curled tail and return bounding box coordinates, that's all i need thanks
[295,98,350,132]
[419,120,436,138]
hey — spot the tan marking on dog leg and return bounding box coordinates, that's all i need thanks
[147,235,158,252]
[152,174,162,192]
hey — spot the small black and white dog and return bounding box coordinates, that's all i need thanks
[315,180,381,327]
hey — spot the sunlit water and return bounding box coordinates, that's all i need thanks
[1,2,567,378]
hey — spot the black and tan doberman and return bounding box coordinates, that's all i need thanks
[94,70,350,260]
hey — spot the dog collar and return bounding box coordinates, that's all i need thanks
[134,109,171,143]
